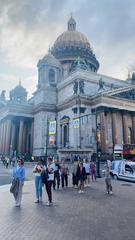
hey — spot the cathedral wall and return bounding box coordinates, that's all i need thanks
[33,91,45,105]
[58,84,73,103]
[79,106,96,151]
[105,112,113,153]
[34,88,57,105]
[33,111,56,156]
[33,111,46,156]
[127,113,132,127]
[57,105,96,152]
[57,108,75,148]
[115,113,123,144]
[43,89,56,104]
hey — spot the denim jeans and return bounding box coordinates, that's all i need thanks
[35,176,42,200]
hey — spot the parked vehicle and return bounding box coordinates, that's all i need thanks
[114,144,135,161]
[110,160,135,182]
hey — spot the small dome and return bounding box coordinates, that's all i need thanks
[10,82,27,102]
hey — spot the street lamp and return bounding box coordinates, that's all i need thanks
[93,108,101,178]
[44,117,49,166]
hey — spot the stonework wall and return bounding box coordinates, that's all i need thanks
[58,84,73,103]
[34,88,57,105]
[57,108,75,148]
[127,113,132,127]
[33,111,47,156]
[57,105,96,152]
[105,112,113,153]
[115,113,123,144]
[33,91,45,105]
[33,111,57,156]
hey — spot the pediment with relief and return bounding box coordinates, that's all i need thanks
[102,86,135,101]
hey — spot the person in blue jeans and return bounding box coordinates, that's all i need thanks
[33,161,44,203]
[12,158,25,207]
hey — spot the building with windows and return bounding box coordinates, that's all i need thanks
[0,16,135,160]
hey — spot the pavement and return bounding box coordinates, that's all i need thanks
[0,162,34,185]
[0,177,135,240]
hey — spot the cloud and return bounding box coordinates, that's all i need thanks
[0,0,135,95]
[0,72,37,99]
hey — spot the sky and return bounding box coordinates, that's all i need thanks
[0,0,135,98]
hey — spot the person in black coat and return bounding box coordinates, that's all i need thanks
[76,161,86,193]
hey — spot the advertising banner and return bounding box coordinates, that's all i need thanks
[49,120,56,135]
[49,135,55,145]
[73,118,80,128]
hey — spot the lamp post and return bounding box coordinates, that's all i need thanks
[78,94,81,149]
[95,108,101,178]
[44,117,49,166]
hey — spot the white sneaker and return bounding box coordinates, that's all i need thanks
[15,203,20,207]
[46,201,53,206]
[46,202,51,206]
[110,191,113,195]
[81,190,84,193]
[78,190,82,193]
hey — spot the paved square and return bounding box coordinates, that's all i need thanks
[0,178,135,240]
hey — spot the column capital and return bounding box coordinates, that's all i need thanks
[121,109,129,115]
[131,112,135,117]
[109,108,118,113]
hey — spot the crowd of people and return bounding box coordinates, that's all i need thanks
[9,157,113,207]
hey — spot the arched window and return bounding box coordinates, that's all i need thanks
[49,69,55,86]
[128,127,132,144]
[60,116,70,148]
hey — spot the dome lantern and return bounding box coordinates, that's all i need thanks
[68,16,76,31]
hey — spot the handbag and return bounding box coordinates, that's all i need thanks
[41,170,49,184]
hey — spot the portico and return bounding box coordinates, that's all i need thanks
[0,116,33,156]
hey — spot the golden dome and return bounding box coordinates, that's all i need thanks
[53,30,91,50]
[51,16,99,72]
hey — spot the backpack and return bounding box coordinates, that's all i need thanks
[41,170,49,184]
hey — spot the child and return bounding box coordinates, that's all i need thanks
[90,160,96,181]
[103,164,113,194]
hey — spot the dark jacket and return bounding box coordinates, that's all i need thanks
[76,166,86,181]
[10,178,19,199]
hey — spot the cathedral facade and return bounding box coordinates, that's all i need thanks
[0,17,135,160]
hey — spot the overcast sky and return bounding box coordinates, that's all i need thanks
[0,0,135,98]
